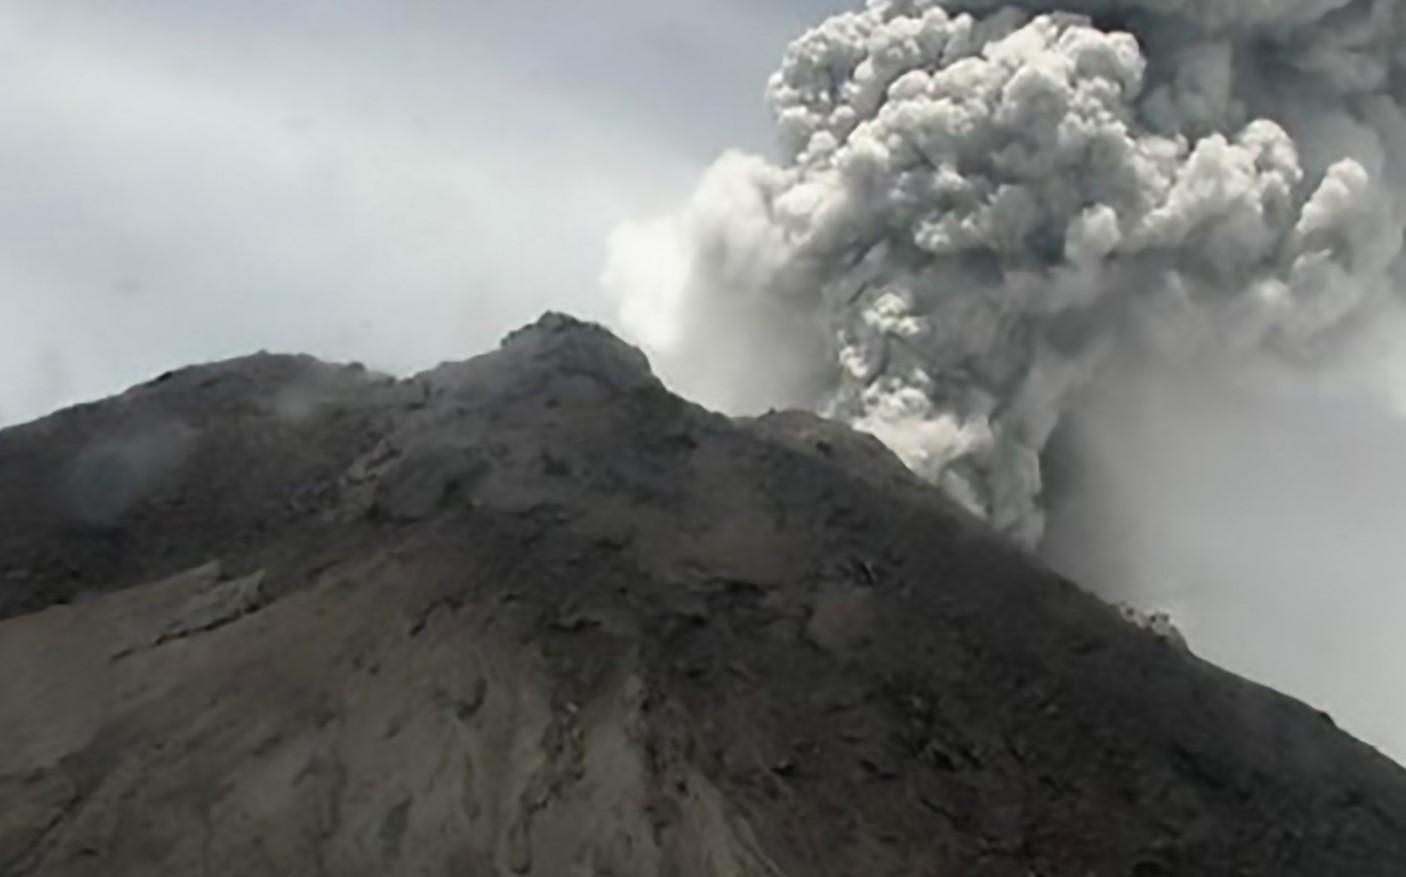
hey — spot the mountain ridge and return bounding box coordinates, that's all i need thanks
[2,313,1404,876]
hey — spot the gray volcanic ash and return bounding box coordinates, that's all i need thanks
[604,0,1406,757]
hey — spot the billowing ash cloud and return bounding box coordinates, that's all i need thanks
[604,0,1406,545]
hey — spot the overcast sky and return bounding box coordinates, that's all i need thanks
[0,0,852,425]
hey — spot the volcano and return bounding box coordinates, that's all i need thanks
[1,314,1403,876]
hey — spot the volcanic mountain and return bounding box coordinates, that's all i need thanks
[2,314,1404,876]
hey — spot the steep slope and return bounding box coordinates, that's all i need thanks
[2,314,1404,876]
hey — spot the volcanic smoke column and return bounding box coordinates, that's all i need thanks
[604,0,1406,544]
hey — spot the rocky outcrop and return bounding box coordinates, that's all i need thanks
[2,313,1404,876]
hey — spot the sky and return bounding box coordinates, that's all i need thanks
[0,0,851,425]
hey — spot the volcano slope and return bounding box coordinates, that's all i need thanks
[1,314,1404,876]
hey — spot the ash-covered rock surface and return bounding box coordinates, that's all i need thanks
[2,313,1404,876]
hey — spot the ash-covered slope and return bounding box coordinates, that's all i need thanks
[2,314,1404,876]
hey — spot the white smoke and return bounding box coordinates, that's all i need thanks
[605,0,1406,545]
[604,0,1406,755]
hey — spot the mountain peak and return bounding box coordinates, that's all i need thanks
[1,315,1404,876]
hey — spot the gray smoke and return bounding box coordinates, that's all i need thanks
[604,0,1406,755]
[65,421,196,527]
[605,0,1406,543]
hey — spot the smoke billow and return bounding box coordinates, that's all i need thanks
[604,0,1406,754]
[606,0,1405,543]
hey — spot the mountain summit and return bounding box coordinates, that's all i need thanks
[2,314,1404,875]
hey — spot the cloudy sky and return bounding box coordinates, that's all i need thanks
[0,0,852,425]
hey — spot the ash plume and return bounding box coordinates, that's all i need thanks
[604,0,1406,546]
